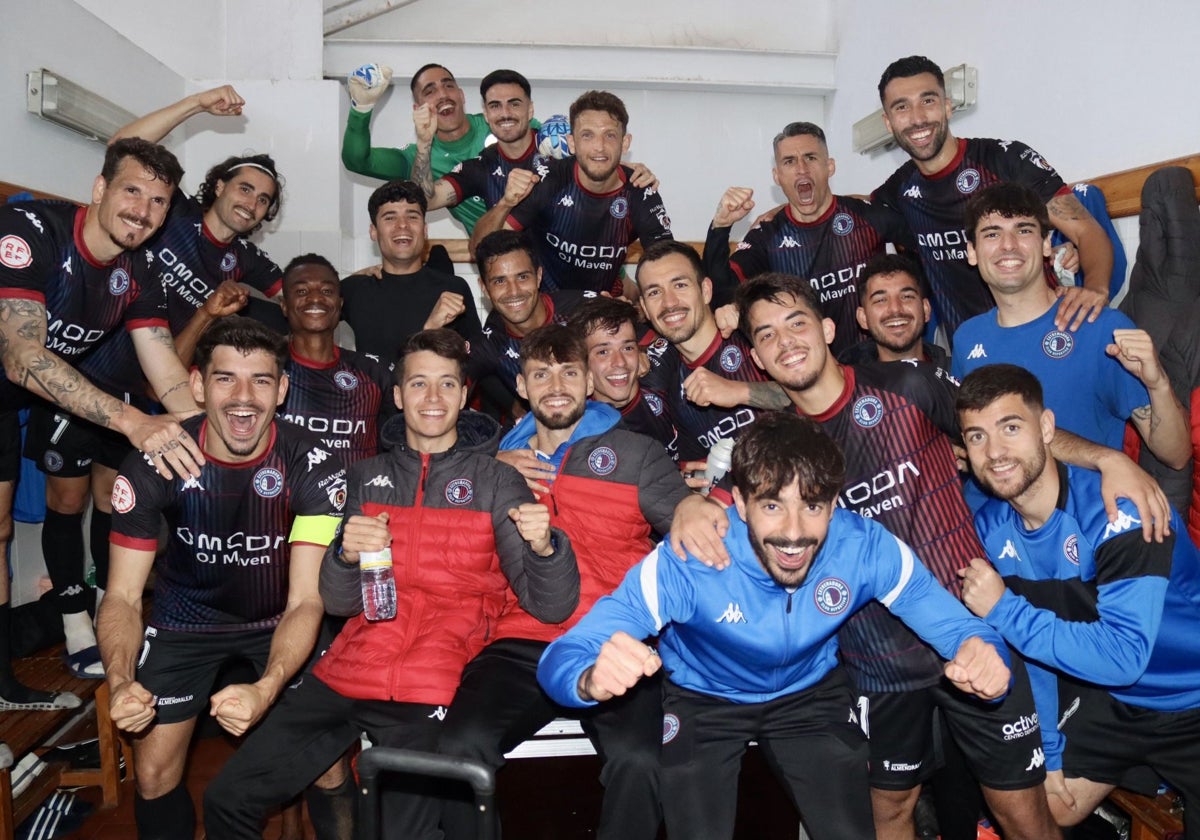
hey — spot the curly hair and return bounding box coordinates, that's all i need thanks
[194,154,283,232]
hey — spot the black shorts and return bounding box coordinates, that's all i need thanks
[136,624,274,725]
[860,657,1046,791]
[0,410,19,482]
[23,402,132,476]
[1060,681,1200,800]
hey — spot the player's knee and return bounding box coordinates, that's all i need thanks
[313,757,347,790]
[438,717,504,766]
[870,785,920,822]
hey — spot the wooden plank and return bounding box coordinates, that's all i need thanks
[1108,788,1184,840]
[1078,154,1200,220]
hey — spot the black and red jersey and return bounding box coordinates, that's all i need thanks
[442,135,548,209]
[616,386,679,461]
[508,158,673,294]
[468,290,591,397]
[707,197,913,355]
[279,346,395,465]
[641,330,768,462]
[0,202,167,407]
[873,137,1067,339]
[802,362,983,692]
[110,415,346,633]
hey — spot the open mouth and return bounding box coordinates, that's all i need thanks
[794,180,815,204]
[437,100,456,117]
[767,541,814,570]
[905,125,936,147]
[226,407,260,438]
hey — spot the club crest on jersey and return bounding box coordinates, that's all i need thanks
[852,395,885,428]
[588,446,618,476]
[832,213,855,236]
[445,478,474,505]
[609,197,629,219]
[649,337,669,354]
[219,251,238,273]
[108,268,131,295]
[333,371,359,391]
[1063,534,1079,565]
[325,476,347,511]
[956,168,981,194]
[253,467,284,498]
[112,476,137,514]
[1042,330,1073,359]
[719,346,743,373]
[644,392,664,415]
[1020,148,1055,172]
[814,578,851,615]
[0,235,32,269]
[43,450,63,472]
[662,713,680,744]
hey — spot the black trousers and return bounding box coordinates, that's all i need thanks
[437,638,664,840]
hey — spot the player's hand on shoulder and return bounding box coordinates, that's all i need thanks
[668,493,730,569]
[1053,284,1107,332]
[626,162,659,191]
[131,416,203,481]
[496,449,555,495]
[712,187,755,228]
[1093,450,1170,543]
[580,631,661,702]
[196,85,244,117]
[109,679,156,733]
[943,635,1010,701]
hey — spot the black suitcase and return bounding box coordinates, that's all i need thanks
[356,747,496,840]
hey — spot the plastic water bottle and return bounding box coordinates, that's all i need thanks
[702,437,735,495]
[360,547,396,621]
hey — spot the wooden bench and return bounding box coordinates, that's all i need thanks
[0,652,126,840]
[1107,788,1184,840]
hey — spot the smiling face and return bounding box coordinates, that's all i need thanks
[413,67,467,135]
[567,109,631,187]
[772,133,836,222]
[92,157,174,253]
[208,167,277,241]
[481,249,543,332]
[483,82,534,145]
[191,346,288,463]
[638,252,713,346]
[370,199,427,270]
[881,72,955,168]
[281,263,342,336]
[397,349,467,453]
[855,271,930,361]
[517,356,593,431]
[746,293,835,394]
[966,212,1053,298]
[733,480,833,588]
[960,392,1055,504]
[584,320,641,408]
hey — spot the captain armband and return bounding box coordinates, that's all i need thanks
[289,514,342,547]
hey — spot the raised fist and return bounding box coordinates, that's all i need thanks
[348,63,393,113]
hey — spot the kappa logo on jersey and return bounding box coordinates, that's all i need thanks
[325,476,347,510]
[445,478,474,505]
[1063,534,1080,565]
[997,140,1013,152]
[1103,510,1141,539]
[832,212,855,236]
[644,392,664,415]
[609,197,629,219]
[505,346,520,360]
[62,257,72,275]
[814,578,851,615]
[956,168,982,194]
[662,713,680,744]
[112,476,137,514]
[43,450,64,472]
[779,235,801,248]
[998,539,1021,562]
[365,474,394,489]
[220,251,238,273]
[735,241,752,251]
[1020,148,1055,173]
[587,446,618,476]
[17,209,44,233]
[967,343,988,360]
[535,160,551,179]
[333,370,359,391]
[902,185,922,199]
[851,395,885,428]
[1042,330,1073,359]
[306,447,331,472]
[253,467,284,498]
[1024,748,1045,772]
[558,196,575,208]
[181,475,205,492]
[108,268,131,296]
[719,345,743,373]
[0,234,32,269]
[492,165,503,177]
[428,705,448,721]
[715,602,746,623]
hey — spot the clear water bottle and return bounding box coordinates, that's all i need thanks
[360,547,397,621]
[702,437,735,496]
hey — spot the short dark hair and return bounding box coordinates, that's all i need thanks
[368,179,428,224]
[410,63,453,95]
[480,69,531,100]
[519,323,587,370]
[564,297,639,340]
[475,230,539,278]
[398,328,470,385]
[102,138,183,189]
[282,253,339,288]
[195,315,288,375]
[732,412,845,505]
[855,252,929,302]
[878,55,946,103]
[734,273,823,339]
[194,154,283,230]
[964,182,1050,243]
[634,240,704,290]
[772,122,827,155]
[956,363,1045,416]
[569,91,628,134]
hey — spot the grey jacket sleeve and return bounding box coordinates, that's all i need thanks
[636,434,693,534]
[491,462,581,623]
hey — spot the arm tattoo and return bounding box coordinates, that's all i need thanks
[147,326,177,350]
[1046,193,1086,224]
[159,380,190,400]
[413,145,436,199]
[1131,404,1160,434]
